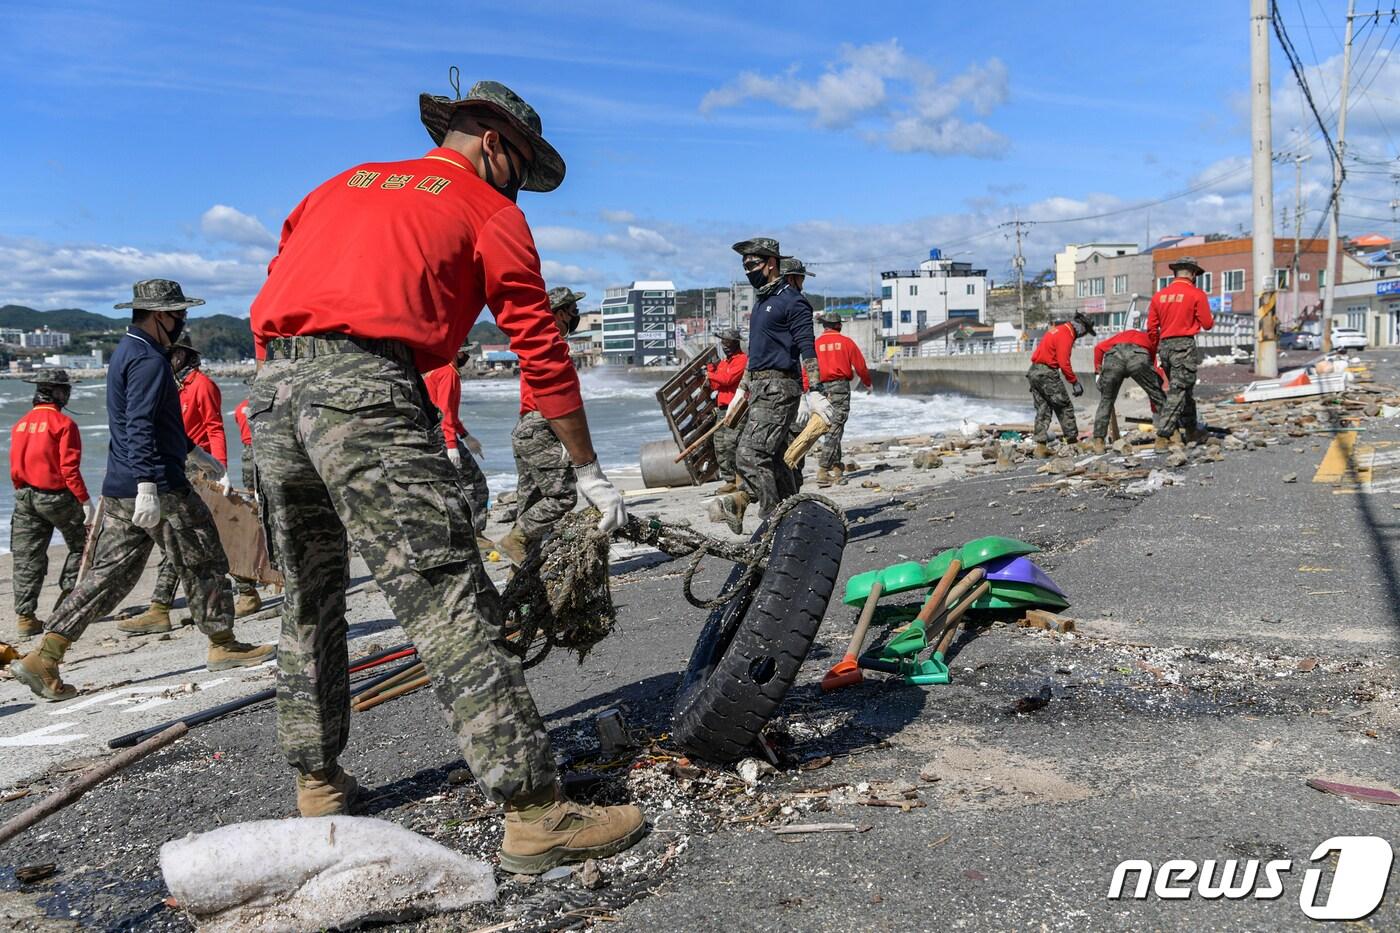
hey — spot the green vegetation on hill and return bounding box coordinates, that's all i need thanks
[0,305,124,333]
[470,320,507,344]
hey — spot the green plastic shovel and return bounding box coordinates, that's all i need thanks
[842,560,935,607]
[971,582,1070,611]
[925,536,1040,579]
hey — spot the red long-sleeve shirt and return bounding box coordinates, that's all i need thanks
[10,405,88,502]
[1030,323,1079,384]
[179,369,228,466]
[251,147,582,420]
[423,363,466,449]
[1093,330,1158,372]
[814,332,872,387]
[234,398,252,446]
[1146,278,1214,343]
[707,352,747,406]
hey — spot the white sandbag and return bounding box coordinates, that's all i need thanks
[160,816,496,932]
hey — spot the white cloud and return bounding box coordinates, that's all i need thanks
[700,40,1009,157]
[598,209,636,223]
[200,204,277,248]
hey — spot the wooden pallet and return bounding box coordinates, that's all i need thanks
[655,347,721,485]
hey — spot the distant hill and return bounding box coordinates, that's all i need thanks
[185,315,255,361]
[470,320,507,344]
[0,305,125,333]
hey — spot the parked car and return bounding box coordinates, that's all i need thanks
[1330,327,1368,351]
[1278,331,1311,351]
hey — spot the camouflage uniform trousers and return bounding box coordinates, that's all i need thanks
[815,379,852,470]
[1157,336,1199,438]
[251,335,555,804]
[240,442,255,491]
[736,370,801,516]
[45,487,235,644]
[1026,363,1079,444]
[150,468,253,603]
[1093,344,1166,440]
[10,488,86,617]
[712,407,742,479]
[511,410,577,544]
[455,446,490,537]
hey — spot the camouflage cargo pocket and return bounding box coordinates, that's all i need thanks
[378,453,474,571]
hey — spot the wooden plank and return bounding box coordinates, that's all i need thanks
[190,474,283,586]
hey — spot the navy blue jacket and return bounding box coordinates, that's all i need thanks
[745,282,816,376]
[103,327,192,498]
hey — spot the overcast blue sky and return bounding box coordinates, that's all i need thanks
[1,1,1396,315]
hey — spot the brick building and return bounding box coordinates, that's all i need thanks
[1151,237,1341,328]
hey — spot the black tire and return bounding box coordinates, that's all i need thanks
[671,500,846,762]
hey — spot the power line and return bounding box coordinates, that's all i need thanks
[1272,2,1344,170]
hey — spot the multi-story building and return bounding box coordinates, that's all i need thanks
[1074,248,1155,331]
[600,280,677,366]
[878,249,988,340]
[1332,275,1400,347]
[13,328,71,349]
[1151,237,1341,328]
[42,348,104,370]
[1053,242,1139,296]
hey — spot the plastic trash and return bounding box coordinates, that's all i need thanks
[1124,469,1169,496]
[960,418,982,439]
[160,816,496,932]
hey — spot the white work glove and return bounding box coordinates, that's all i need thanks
[133,482,161,528]
[1093,373,1102,390]
[463,433,483,458]
[218,473,233,496]
[574,460,627,534]
[723,387,746,426]
[188,446,226,482]
[447,446,463,468]
[807,391,835,425]
[795,393,811,425]
[82,500,96,524]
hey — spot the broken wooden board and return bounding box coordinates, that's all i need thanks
[190,474,282,586]
[655,346,721,485]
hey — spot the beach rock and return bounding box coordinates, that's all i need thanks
[912,451,944,470]
[1165,451,1188,468]
[1223,435,1247,451]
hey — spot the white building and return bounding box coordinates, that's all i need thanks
[19,328,71,349]
[879,249,988,340]
[600,280,676,365]
[1053,243,1140,292]
[43,348,104,370]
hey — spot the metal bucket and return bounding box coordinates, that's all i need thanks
[640,438,696,488]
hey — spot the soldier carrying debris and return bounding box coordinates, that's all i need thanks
[1026,311,1095,458]
[248,76,642,873]
[706,327,746,493]
[424,342,492,548]
[8,368,92,637]
[1089,328,1167,454]
[496,286,584,566]
[708,238,832,533]
[810,308,872,486]
[8,279,277,702]
[1147,255,1214,450]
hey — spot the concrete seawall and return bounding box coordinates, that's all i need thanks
[872,350,1104,401]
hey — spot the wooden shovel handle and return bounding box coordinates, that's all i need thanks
[931,580,991,657]
[915,559,963,624]
[844,580,885,657]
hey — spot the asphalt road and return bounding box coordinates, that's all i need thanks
[1,354,1398,931]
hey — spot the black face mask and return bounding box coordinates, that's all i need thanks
[745,267,768,288]
[482,134,526,203]
[158,312,186,347]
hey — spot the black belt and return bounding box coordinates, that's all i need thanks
[18,485,66,495]
[263,333,415,366]
[749,368,799,381]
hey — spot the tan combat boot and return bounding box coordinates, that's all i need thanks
[495,526,529,566]
[118,601,172,636]
[233,589,262,618]
[1170,429,1186,450]
[1033,442,1052,459]
[15,614,42,638]
[815,466,831,486]
[829,465,845,485]
[715,476,738,495]
[1090,438,1106,455]
[296,764,359,817]
[1153,435,1170,452]
[499,787,646,875]
[707,491,749,535]
[206,633,277,672]
[9,633,77,701]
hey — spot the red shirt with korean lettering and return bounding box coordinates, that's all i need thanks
[234,398,252,447]
[423,363,465,449]
[251,148,582,420]
[707,352,747,406]
[1146,277,1215,343]
[1030,323,1080,383]
[814,332,872,387]
[1093,329,1158,372]
[179,369,228,466]
[10,405,88,501]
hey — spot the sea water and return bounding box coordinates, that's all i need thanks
[0,369,1029,552]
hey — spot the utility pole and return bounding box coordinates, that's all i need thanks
[1251,0,1278,377]
[1276,150,1310,327]
[1322,0,1356,353]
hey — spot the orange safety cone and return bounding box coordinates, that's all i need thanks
[821,580,884,691]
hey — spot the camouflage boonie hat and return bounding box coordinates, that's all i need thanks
[780,258,814,278]
[22,368,70,386]
[1071,311,1098,337]
[548,286,586,311]
[170,333,202,357]
[1167,256,1204,276]
[816,310,843,326]
[114,279,205,312]
[717,328,742,343]
[419,69,566,192]
[731,237,786,260]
